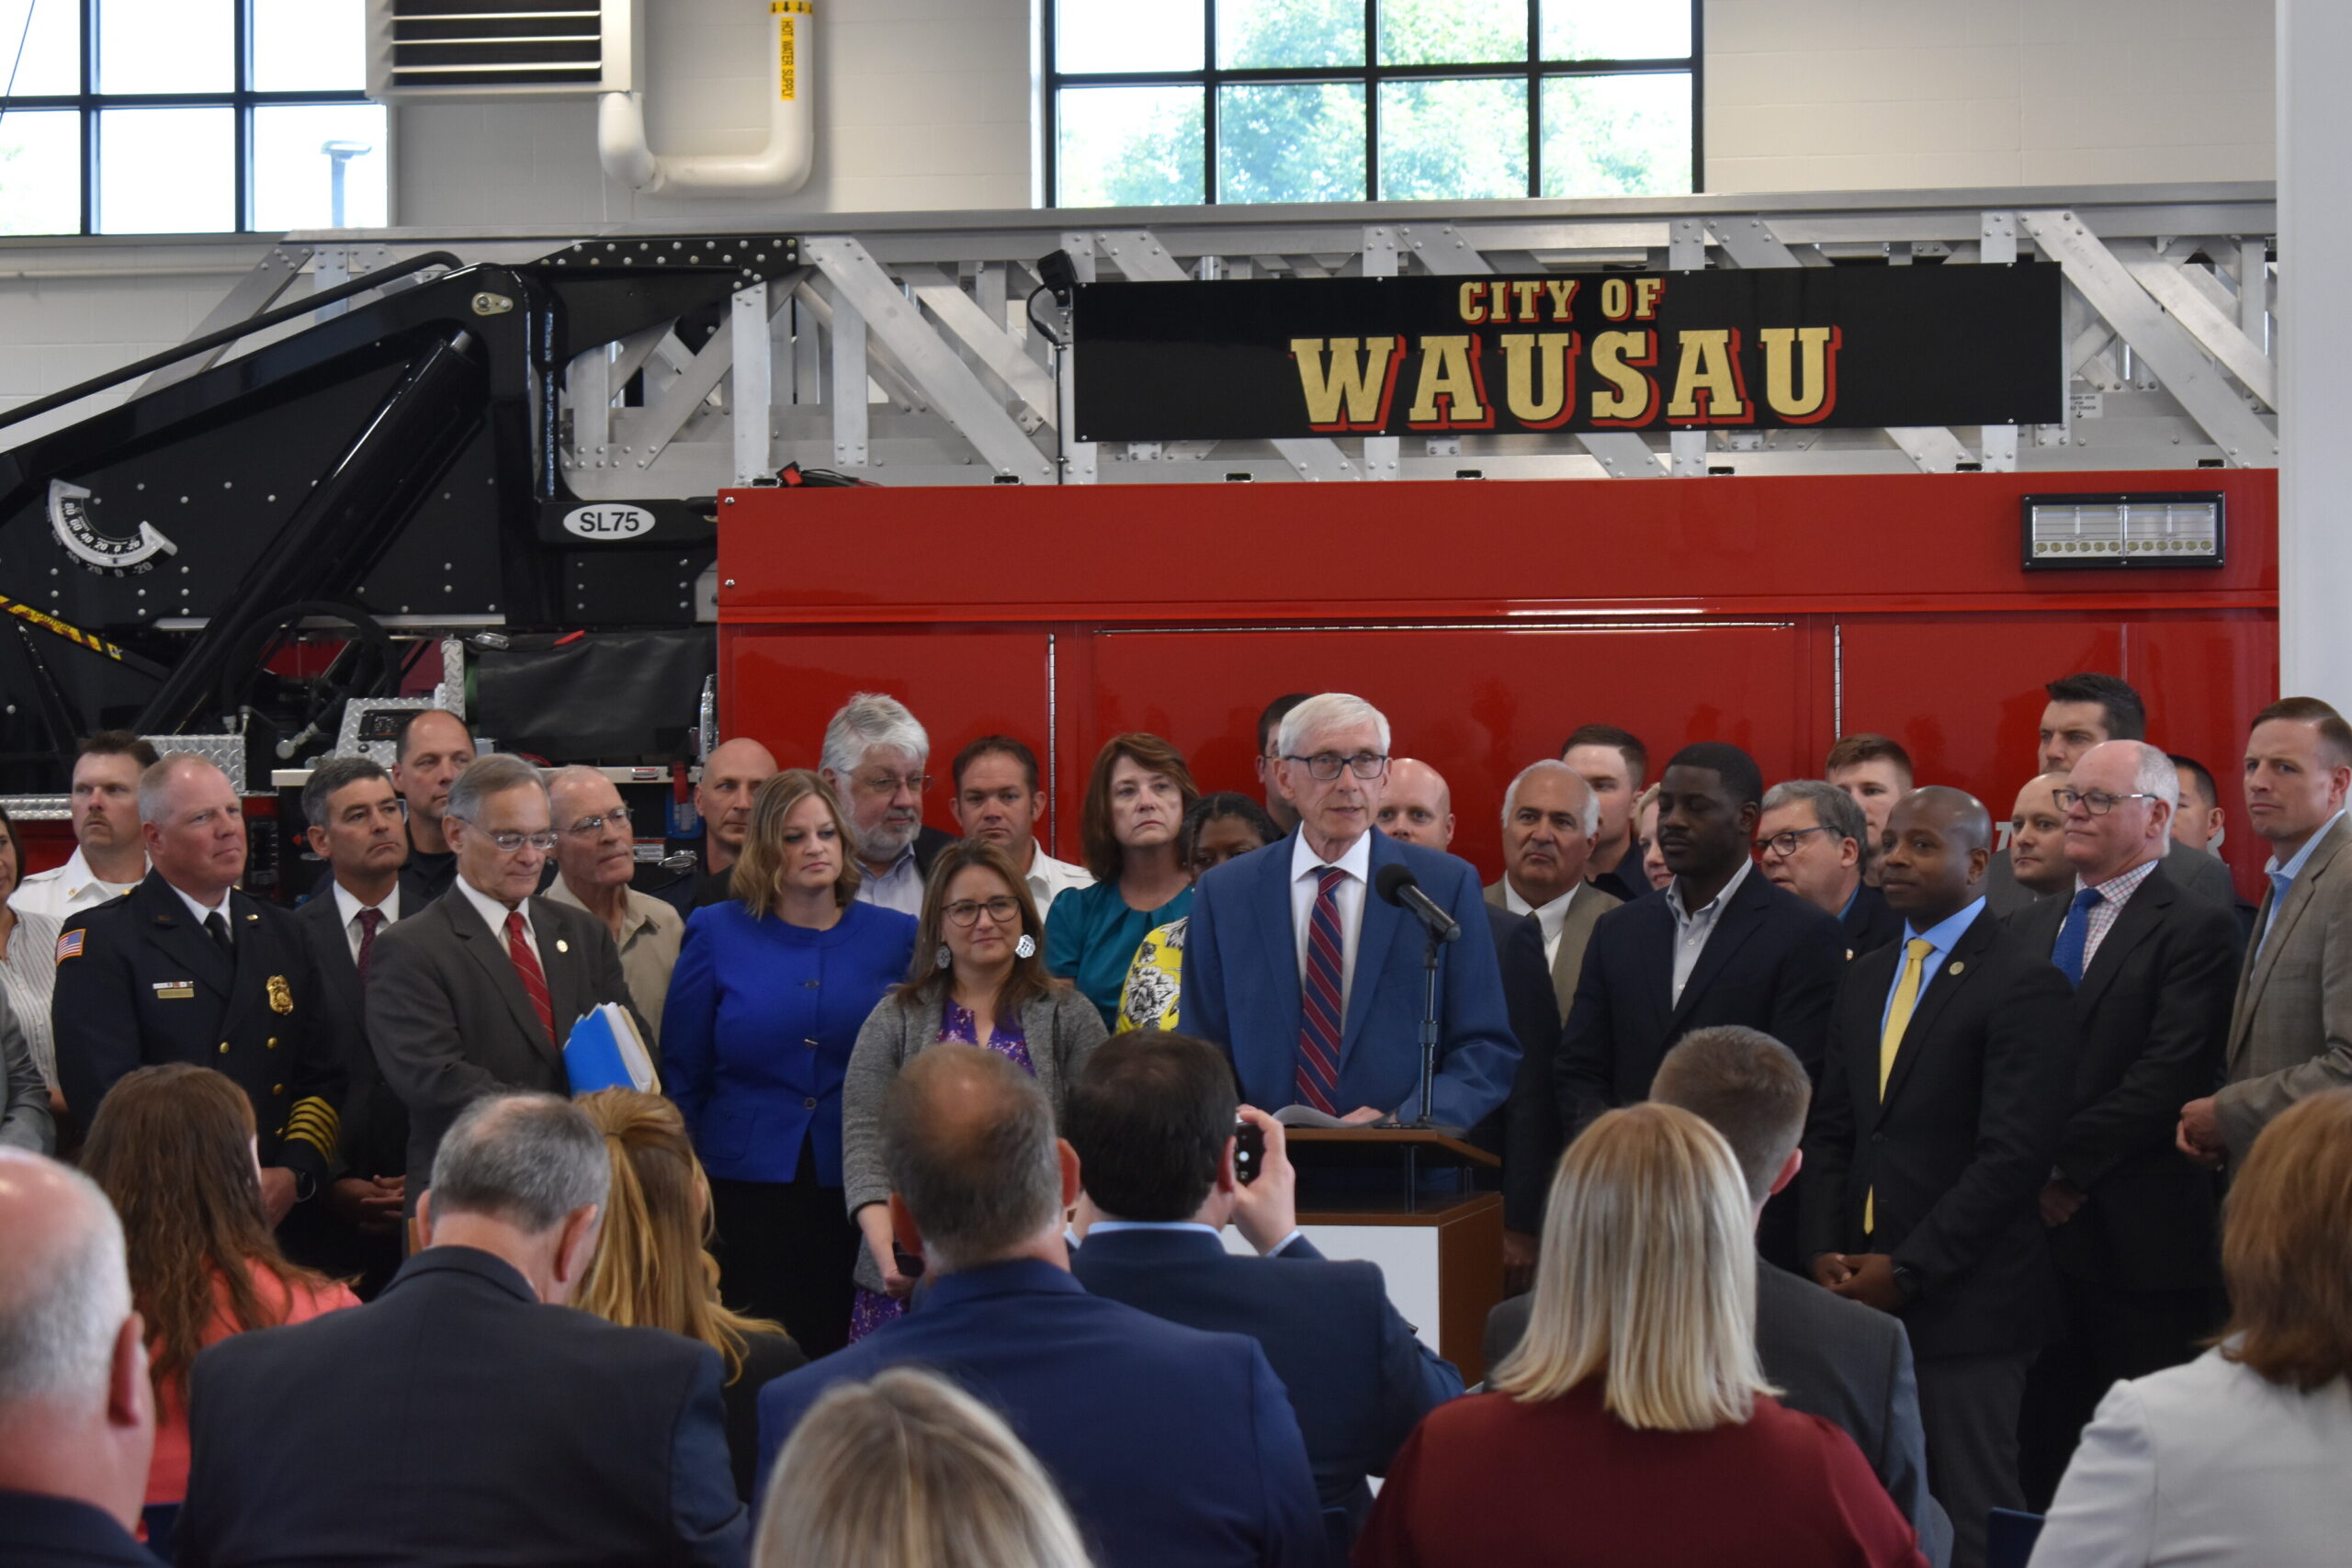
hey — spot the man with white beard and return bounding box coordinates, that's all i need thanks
[817,693,959,917]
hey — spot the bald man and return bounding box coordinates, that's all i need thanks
[677,738,780,913]
[0,1150,155,1563]
[1802,787,2076,1568]
[53,755,344,1227]
[2007,773,2075,900]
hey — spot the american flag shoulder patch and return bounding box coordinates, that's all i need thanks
[55,930,85,962]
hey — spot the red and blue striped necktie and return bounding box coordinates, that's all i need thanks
[1296,865,1348,1113]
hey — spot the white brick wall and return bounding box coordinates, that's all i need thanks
[1707,0,2276,191]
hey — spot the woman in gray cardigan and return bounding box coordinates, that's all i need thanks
[842,840,1109,1339]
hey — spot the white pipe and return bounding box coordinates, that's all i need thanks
[598,0,815,198]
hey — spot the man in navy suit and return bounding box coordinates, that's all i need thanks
[757,1046,1322,1568]
[1065,1033,1463,1545]
[1182,694,1517,1129]
[176,1093,747,1568]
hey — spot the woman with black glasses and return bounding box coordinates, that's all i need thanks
[840,840,1107,1342]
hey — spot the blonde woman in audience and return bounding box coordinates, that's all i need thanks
[1633,784,1672,892]
[755,1366,1092,1568]
[1356,1103,1924,1567]
[2029,1089,2352,1567]
[573,1088,806,1503]
[79,1064,360,1521]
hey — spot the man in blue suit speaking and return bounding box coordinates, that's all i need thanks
[1182,693,1518,1129]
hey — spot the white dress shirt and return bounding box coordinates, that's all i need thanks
[1024,840,1097,926]
[457,875,540,966]
[1502,879,1580,968]
[6,847,144,921]
[169,880,233,941]
[856,844,925,917]
[1290,830,1374,1019]
[329,879,402,963]
[1665,857,1752,1006]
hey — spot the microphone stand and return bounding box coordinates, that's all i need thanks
[1411,924,1441,1128]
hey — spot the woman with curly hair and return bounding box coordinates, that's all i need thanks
[79,1063,360,1526]
[572,1087,805,1501]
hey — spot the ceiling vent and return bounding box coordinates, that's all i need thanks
[368,0,639,101]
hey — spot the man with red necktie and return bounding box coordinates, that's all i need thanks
[368,754,639,1210]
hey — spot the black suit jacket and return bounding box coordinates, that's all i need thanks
[1842,884,1903,960]
[0,1489,154,1567]
[1465,906,1570,1233]
[293,888,408,1180]
[175,1247,746,1568]
[1801,905,2078,1359]
[1484,1259,1951,1568]
[1071,1228,1463,1535]
[366,888,637,1186]
[2008,863,2235,1293]
[53,873,344,1189]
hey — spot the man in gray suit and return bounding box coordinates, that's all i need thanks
[1485,760,1623,1020]
[2179,697,2352,1168]
[368,754,638,1197]
[1984,673,2239,917]
[1488,1026,1951,1567]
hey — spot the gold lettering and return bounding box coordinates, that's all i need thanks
[1758,326,1841,422]
[1291,336,1407,430]
[1511,280,1543,322]
[1633,277,1667,319]
[1600,277,1631,321]
[1665,329,1749,423]
[1407,335,1490,427]
[1499,332,1577,427]
[1544,278,1579,320]
[1458,282,1487,324]
[1588,331,1657,424]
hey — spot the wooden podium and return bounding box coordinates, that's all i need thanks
[1223,1127,1505,1385]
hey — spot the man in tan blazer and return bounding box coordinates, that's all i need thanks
[1484,760,1623,1021]
[2179,698,2352,1168]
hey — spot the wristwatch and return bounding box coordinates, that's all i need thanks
[1889,1261,1923,1303]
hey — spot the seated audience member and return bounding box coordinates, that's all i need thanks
[663,771,916,1359]
[1046,734,1199,1030]
[1360,1102,1925,1568]
[758,1047,1321,1568]
[678,738,780,912]
[2030,1090,2352,1567]
[1,998,49,1153]
[8,731,155,922]
[1826,733,1915,890]
[1487,1028,1951,1567]
[1118,795,1282,1034]
[292,756,413,1291]
[79,1065,359,1522]
[574,1089,805,1503]
[2167,752,2259,939]
[368,755,637,1199]
[754,1367,1091,1568]
[1631,784,1671,892]
[175,1092,747,1568]
[0,1148,156,1567]
[2009,773,2076,899]
[1255,694,1312,837]
[1758,779,1900,957]
[819,694,957,918]
[844,842,1105,1340]
[1065,1033,1462,1543]
[544,766,684,1050]
[0,804,63,1122]
[1560,724,1650,904]
[387,710,475,903]
[1184,694,1518,1130]
[950,736,1094,925]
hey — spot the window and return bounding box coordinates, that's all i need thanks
[0,0,386,236]
[1047,0,1696,207]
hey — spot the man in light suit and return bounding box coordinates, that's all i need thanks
[2179,697,2352,1168]
[758,1046,1322,1568]
[368,754,638,1199]
[1489,1026,1951,1568]
[1066,1033,1463,1550]
[1183,694,1518,1131]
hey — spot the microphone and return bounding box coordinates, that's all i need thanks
[1374,863,1460,943]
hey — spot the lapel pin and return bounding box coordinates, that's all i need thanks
[1949,961,1965,976]
[555,938,569,953]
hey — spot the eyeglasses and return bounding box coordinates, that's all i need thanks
[2052,788,2158,816]
[564,808,631,837]
[1754,825,1833,858]
[855,772,932,795]
[454,819,560,852]
[943,896,1023,927]
[1284,751,1390,782]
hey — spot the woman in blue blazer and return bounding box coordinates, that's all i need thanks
[663,769,915,1358]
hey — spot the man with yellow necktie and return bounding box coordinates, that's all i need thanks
[1800,786,2076,1568]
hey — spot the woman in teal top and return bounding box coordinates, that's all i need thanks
[1046,732,1199,1028]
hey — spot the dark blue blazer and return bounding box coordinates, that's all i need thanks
[1070,1227,1462,1530]
[1841,883,1905,961]
[1181,829,1518,1128]
[0,1491,153,1567]
[756,1258,1324,1568]
[175,1247,746,1568]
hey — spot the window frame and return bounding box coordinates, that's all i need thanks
[1043,0,1702,208]
[0,0,379,236]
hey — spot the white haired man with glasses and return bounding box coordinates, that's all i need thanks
[368,754,641,1204]
[543,766,683,1050]
[1182,693,1519,1131]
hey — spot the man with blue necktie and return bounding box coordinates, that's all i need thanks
[2009,741,2237,1507]
[1182,694,1516,1130]
[1802,787,2075,1568]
